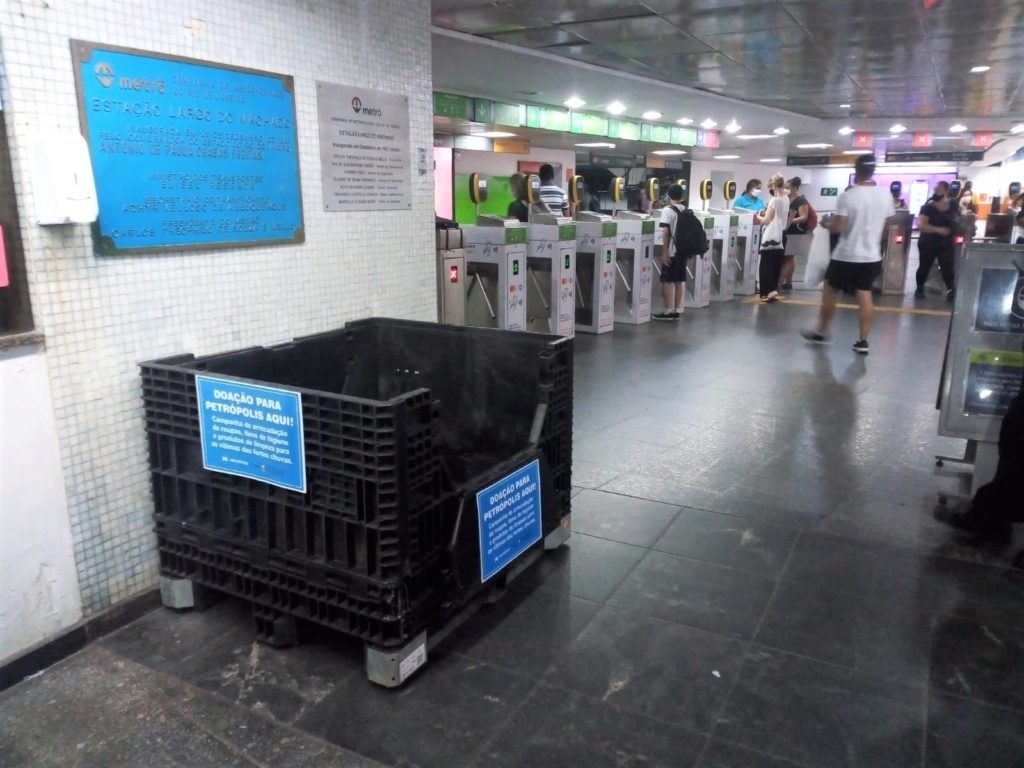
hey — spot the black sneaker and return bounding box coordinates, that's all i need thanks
[852,339,869,354]
[652,312,674,321]
[914,287,925,298]
[780,281,794,291]
[800,329,830,345]
[670,311,681,320]
[945,289,955,303]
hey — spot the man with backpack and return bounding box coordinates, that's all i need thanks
[655,184,708,321]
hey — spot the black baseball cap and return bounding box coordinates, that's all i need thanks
[854,154,877,176]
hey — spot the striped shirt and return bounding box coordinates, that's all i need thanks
[538,184,568,214]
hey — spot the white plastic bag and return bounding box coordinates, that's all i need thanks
[803,226,831,288]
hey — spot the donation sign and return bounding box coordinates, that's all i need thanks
[974,268,1024,334]
[476,460,543,583]
[71,41,304,253]
[963,349,1024,417]
[316,82,411,211]
[195,376,306,493]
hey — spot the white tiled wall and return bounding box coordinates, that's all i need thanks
[0,0,435,615]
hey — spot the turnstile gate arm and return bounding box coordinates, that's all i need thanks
[527,267,550,311]
[574,267,587,309]
[469,272,497,319]
[614,261,632,292]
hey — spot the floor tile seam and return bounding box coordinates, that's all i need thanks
[647,542,791,579]
[928,685,1024,717]
[88,645,380,766]
[455,674,548,768]
[698,736,819,768]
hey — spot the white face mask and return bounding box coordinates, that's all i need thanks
[751,188,762,198]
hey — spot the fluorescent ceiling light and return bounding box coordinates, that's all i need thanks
[839,103,852,108]
[725,119,742,134]
[760,158,783,162]
[838,126,855,136]
[575,142,616,148]
[773,127,790,135]
[797,143,833,149]
[970,65,990,73]
[477,131,517,138]
[843,149,873,155]
[949,124,967,133]
[606,101,627,115]
[889,123,907,133]
[1012,123,1024,134]
[737,134,774,140]
[563,96,586,109]
[653,150,687,155]
[700,118,718,130]
[677,117,694,125]
[713,154,740,160]
[642,110,663,121]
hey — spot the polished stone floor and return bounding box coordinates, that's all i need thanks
[3,282,1023,768]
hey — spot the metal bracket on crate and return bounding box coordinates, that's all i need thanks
[365,631,428,688]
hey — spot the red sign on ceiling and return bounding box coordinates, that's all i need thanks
[972,131,993,148]
[853,132,873,148]
[912,132,933,148]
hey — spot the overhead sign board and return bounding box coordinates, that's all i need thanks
[71,40,304,254]
[885,150,985,163]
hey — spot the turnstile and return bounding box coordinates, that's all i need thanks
[613,211,654,325]
[876,210,913,295]
[527,215,576,336]
[463,216,528,331]
[574,212,617,334]
[732,212,760,295]
[436,228,466,325]
[707,212,737,302]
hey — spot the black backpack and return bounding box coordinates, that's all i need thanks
[671,205,709,258]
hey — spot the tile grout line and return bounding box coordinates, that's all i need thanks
[696,532,803,765]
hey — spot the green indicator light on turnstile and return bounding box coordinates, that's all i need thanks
[512,260,520,275]
[605,251,612,263]
[564,255,571,269]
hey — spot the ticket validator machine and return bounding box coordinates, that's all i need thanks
[463,173,529,331]
[685,179,714,309]
[876,210,914,295]
[731,206,761,296]
[707,180,738,302]
[526,175,576,336]
[436,224,466,325]
[613,177,655,325]
[574,177,618,333]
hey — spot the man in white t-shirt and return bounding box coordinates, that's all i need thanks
[654,184,687,320]
[537,164,569,216]
[802,154,894,354]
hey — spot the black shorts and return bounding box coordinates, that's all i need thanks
[660,254,687,284]
[825,259,881,294]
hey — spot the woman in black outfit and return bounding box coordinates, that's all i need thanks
[915,181,958,301]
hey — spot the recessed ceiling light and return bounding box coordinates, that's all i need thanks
[970,65,991,73]
[760,158,783,163]
[653,150,687,156]
[797,143,833,149]
[838,126,855,136]
[606,101,627,115]
[1012,123,1024,134]
[575,142,616,148]
[725,119,742,134]
[713,154,740,160]
[737,134,774,140]
[839,103,852,108]
[477,131,517,138]
[889,123,907,133]
[843,149,873,155]
[642,110,663,121]
[773,127,790,135]
[700,118,718,130]
[949,124,967,133]
[677,117,694,125]
[563,96,586,110]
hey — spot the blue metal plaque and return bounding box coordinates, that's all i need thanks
[195,375,306,493]
[476,460,543,583]
[72,40,303,253]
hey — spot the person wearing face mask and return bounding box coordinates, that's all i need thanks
[915,180,958,301]
[733,178,767,223]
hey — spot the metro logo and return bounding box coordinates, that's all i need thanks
[351,97,362,113]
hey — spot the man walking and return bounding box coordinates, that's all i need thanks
[537,164,569,216]
[801,154,893,353]
[654,184,688,321]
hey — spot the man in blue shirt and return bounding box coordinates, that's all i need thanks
[538,164,569,216]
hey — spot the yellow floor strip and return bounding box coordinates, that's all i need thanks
[740,295,951,317]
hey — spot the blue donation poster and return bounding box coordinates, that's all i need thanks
[71,40,303,253]
[476,459,543,583]
[195,375,306,493]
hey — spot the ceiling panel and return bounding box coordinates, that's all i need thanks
[431,0,1024,119]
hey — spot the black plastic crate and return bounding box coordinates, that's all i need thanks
[141,318,574,648]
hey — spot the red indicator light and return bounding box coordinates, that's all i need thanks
[894,234,905,245]
[954,235,965,245]
[449,265,459,283]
